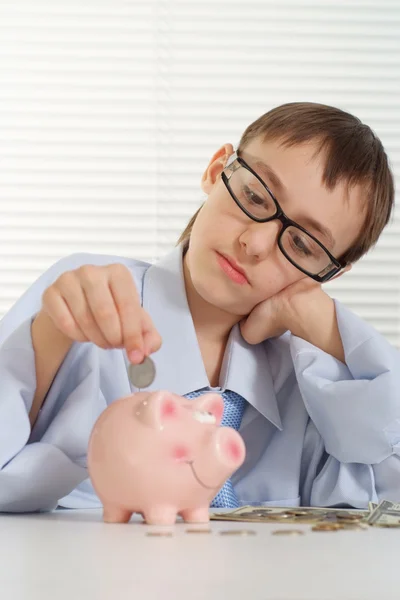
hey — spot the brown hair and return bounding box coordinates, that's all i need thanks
[178,102,395,265]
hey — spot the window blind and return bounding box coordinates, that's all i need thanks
[0,0,399,345]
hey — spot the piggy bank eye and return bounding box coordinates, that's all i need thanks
[192,410,216,424]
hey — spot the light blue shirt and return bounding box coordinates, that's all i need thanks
[1,245,400,512]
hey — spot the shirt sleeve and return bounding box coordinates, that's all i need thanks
[0,253,143,513]
[291,300,400,507]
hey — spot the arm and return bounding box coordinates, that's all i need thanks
[293,301,400,507]
[29,310,73,427]
[242,278,400,506]
[0,252,147,513]
[286,291,345,363]
[300,418,400,508]
[292,300,400,464]
[0,255,87,513]
[0,316,89,513]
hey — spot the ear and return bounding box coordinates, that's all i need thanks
[193,393,224,426]
[329,263,352,282]
[201,143,235,195]
[135,390,180,430]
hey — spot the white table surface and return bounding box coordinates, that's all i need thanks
[1,508,399,600]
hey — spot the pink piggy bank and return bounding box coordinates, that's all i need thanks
[87,390,246,525]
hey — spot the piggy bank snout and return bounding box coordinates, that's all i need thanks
[213,426,246,470]
[188,426,245,491]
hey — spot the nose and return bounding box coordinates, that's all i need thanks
[239,220,281,260]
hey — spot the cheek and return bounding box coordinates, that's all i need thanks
[193,191,240,240]
[253,262,304,303]
[282,259,310,286]
[171,445,190,462]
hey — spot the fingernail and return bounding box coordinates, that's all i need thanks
[128,350,143,363]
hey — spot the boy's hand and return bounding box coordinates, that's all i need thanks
[41,263,162,364]
[240,279,345,363]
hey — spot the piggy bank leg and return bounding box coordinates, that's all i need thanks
[143,506,177,526]
[103,505,133,524]
[180,507,210,524]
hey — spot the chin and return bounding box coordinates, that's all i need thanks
[186,245,250,314]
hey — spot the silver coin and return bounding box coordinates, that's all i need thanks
[219,529,256,536]
[128,356,156,388]
[185,528,212,534]
[272,529,305,536]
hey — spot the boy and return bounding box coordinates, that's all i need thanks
[0,102,399,512]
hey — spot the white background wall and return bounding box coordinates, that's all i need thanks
[0,0,399,344]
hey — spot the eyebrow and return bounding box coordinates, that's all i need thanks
[253,159,336,250]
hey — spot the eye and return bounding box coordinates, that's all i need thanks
[290,233,315,257]
[192,410,216,424]
[243,185,269,207]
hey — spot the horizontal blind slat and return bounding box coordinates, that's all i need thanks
[0,1,399,346]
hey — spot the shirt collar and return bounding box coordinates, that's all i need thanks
[141,244,282,431]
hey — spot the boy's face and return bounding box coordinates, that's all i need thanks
[186,137,365,317]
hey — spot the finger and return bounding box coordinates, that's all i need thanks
[42,285,88,343]
[57,272,111,349]
[240,317,283,345]
[107,264,145,360]
[240,301,278,344]
[79,266,123,348]
[141,310,162,356]
[240,316,261,345]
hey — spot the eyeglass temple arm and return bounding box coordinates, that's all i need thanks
[225,151,238,168]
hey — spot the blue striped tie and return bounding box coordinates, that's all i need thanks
[184,389,246,508]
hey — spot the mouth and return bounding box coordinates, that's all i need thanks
[216,252,249,285]
[186,460,220,491]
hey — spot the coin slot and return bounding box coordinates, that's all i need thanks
[192,410,216,424]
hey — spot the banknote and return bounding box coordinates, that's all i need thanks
[367,500,400,527]
[368,502,378,513]
[210,505,369,525]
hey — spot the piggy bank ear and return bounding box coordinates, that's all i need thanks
[193,393,224,426]
[135,390,180,430]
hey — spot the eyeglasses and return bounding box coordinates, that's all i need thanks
[222,152,346,283]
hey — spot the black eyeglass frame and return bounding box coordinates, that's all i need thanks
[221,153,347,283]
